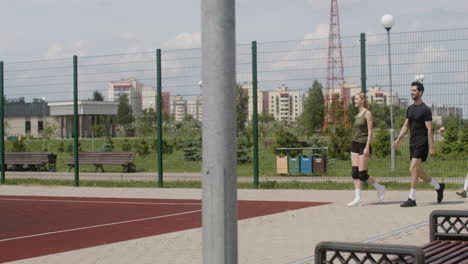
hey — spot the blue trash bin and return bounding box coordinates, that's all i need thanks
[300,155,313,174]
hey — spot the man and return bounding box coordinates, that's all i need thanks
[456,174,468,198]
[393,81,445,207]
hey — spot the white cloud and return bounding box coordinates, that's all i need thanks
[162,32,201,50]
[304,24,329,40]
[120,32,137,41]
[44,40,89,59]
[44,43,65,59]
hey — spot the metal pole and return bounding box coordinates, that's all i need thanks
[252,41,259,189]
[386,30,396,172]
[360,33,367,94]
[156,49,163,187]
[42,99,46,151]
[0,61,4,184]
[73,55,79,186]
[201,0,237,263]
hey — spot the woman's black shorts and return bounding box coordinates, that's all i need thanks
[351,141,372,156]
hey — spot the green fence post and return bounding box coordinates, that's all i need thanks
[0,61,4,184]
[73,55,79,187]
[156,49,163,187]
[360,33,369,189]
[360,33,367,94]
[252,41,259,188]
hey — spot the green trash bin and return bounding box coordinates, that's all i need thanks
[288,156,301,174]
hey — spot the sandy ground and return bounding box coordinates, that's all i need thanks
[0,185,467,264]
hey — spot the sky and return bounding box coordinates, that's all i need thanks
[0,0,467,118]
[1,0,468,61]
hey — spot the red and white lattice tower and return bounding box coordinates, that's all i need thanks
[323,0,349,132]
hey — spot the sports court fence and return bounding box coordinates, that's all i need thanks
[0,28,466,187]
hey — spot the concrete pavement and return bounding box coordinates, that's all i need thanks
[0,185,466,264]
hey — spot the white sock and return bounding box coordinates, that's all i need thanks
[464,179,468,191]
[409,189,416,200]
[355,189,361,200]
[429,179,440,190]
[373,181,384,190]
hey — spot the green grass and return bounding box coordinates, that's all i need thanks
[1,178,462,190]
[6,137,467,178]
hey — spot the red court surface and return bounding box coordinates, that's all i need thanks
[0,195,329,263]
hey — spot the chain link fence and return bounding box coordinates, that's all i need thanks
[0,28,466,187]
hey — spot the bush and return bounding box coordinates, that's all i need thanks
[440,126,468,157]
[57,141,65,152]
[134,139,151,156]
[151,138,174,154]
[271,129,302,157]
[12,138,27,152]
[66,141,82,153]
[121,139,132,152]
[307,133,327,156]
[372,128,391,157]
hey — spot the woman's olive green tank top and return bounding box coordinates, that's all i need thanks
[352,110,368,143]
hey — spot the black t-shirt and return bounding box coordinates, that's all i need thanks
[406,102,432,146]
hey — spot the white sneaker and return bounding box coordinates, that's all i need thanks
[377,187,386,202]
[347,199,362,207]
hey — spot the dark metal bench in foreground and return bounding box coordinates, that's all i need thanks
[5,152,57,171]
[65,152,136,173]
[315,210,468,264]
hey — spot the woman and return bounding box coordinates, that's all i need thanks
[347,93,386,206]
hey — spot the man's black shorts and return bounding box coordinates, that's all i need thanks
[351,141,372,156]
[410,143,428,162]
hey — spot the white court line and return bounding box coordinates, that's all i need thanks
[288,221,428,264]
[0,209,202,243]
[0,197,200,206]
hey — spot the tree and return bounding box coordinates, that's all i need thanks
[328,124,351,160]
[347,96,358,125]
[91,90,104,101]
[12,138,27,152]
[102,137,114,152]
[301,80,324,136]
[117,95,135,136]
[237,132,252,164]
[329,93,345,125]
[183,136,202,161]
[137,108,156,136]
[258,112,275,124]
[43,121,57,139]
[237,84,249,133]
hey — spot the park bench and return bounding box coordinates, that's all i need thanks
[65,152,136,173]
[4,152,57,171]
[315,210,468,263]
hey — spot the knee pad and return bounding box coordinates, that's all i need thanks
[352,167,359,179]
[359,170,369,182]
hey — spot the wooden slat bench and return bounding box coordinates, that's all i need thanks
[65,152,136,173]
[315,210,468,264]
[4,152,57,171]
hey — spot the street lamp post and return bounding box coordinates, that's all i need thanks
[381,14,396,172]
[42,97,46,151]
